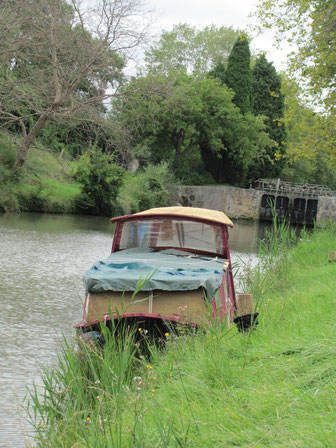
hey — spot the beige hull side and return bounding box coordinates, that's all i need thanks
[86,288,211,324]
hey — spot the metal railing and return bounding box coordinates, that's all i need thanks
[254,179,334,198]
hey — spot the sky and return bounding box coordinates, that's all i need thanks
[142,0,289,71]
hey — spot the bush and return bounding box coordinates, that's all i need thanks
[16,186,48,212]
[74,146,124,216]
[173,150,216,186]
[119,163,177,214]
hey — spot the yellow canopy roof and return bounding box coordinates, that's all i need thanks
[113,206,234,227]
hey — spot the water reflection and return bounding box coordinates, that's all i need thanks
[229,219,265,253]
[0,213,272,447]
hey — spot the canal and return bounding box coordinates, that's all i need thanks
[0,213,272,447]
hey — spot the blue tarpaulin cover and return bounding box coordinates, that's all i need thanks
[83,248,226,299]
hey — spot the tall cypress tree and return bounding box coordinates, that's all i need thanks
[251,54,286,179]
[224,34,252,114]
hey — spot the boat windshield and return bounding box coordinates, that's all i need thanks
[118,219,224,254]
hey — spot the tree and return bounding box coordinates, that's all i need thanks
[118,74,272,185]
[208,62,226,84]
[200,110,271,185]
[144,23,240,77]
[224,34,253,114]
[250,54,286,179]
[0,0,150,168]
[280,75,336,188]
[254,0,336,111]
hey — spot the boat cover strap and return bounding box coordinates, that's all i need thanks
[83,248,226,300]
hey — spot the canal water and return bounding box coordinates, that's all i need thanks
[0,213,270,447]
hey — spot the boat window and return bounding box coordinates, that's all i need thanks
[119,219,223,254]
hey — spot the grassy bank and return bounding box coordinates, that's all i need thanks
[28,225,336,447]
[0,144,81,214]
[0,139,175,216]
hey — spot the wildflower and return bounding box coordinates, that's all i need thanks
[86,417,91,423]
[169,373,173,377]
[165,332,169,337]
[289,298,293,302]
[267,299,271,302]
[151,389,155,393]
[153,377,157,381]
[97,396,102,402]
[151,393,155,397]
[261,289,264,294]
[138,328,142,332]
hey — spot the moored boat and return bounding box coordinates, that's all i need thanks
[75,206,237,339]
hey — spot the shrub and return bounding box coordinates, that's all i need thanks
[119,163,177,214]
[74,146,124,216]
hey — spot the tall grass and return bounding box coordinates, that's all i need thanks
[28,223,336,447]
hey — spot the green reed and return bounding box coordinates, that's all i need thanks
[28,223,336,447]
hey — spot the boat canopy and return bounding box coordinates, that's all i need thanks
[83,248,227,299]
[110,206,234,228]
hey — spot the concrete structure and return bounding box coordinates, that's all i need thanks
[177,186,263,220]
[177,185,336,226]
[316,196,336,226]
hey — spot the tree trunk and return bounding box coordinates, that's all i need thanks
[14,112,50,169]
[172,136,194,170]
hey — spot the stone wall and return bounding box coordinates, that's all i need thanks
[176,186,336,226]
[177,186,263,220]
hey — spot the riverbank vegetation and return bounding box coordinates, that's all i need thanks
[1,0,335,215]
[28,223,336,447]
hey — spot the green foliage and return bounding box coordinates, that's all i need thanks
[144,23,239,77]
[118,163,176,214]
[28,322,139,447]
[74,146,124,216]
[0,0,141,168]
[200,111,272,185]
[0,134,17,170]
[28,226,336,447]
[280,76,336,189]
[0,140,81,213]
[173,149,216,186]
[254,0,336,110]
[17,187,48,212]
[207,61,226,84]
[224,34,253,114]
[119,74,272,186]
[38,118,127,160]
[249,54,286,179]
[0,134,19,194]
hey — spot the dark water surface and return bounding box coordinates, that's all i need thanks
[0,213,269,447]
